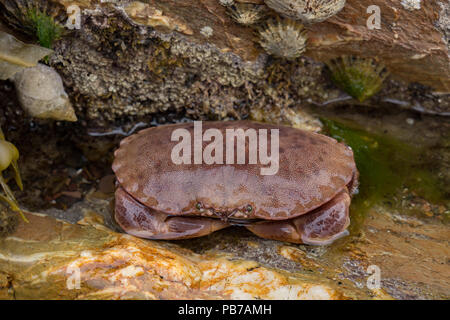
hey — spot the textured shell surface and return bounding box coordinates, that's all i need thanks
[112,121,357,220]
[227,3,268,26]
[327,56,389,102]
[264,0,346,23]
[258,17,307,59]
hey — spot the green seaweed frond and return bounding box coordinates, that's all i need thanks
[26,8,63,49]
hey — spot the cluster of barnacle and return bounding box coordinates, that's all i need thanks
[221,0,346,59]
[147,40,185,80]
[0,127,27,222]
[220,0,388,101]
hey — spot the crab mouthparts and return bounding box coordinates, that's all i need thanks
[214,210,237,222]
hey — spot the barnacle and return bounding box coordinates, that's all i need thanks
[0,127,27,222]
[326,56,389,102]
[264,0,346,24]
[219,0,235,7]
[258,17,307,60]
[0,0,66,48]
[227,3,268,26]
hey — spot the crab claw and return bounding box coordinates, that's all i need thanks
[245,189,351,245]
[115,187,229,240]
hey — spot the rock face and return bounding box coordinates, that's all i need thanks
[306,0,449,92]
[15,0,445,124]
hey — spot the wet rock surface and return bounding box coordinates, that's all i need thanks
[0,188,447,299]
[0,210,374,300]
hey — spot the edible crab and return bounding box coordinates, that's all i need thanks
[112,121,358,245]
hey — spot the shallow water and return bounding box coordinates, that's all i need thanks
[321,116,449,233]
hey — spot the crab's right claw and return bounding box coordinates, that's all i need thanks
[115,187,229,239]
[246,189,351,245]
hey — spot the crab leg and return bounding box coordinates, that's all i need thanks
[115,187,230,240]
[245,189,351,245]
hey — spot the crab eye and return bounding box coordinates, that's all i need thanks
[245,205,253,213]
[196,202,203,210]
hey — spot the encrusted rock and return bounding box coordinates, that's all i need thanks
[2,0,446,121]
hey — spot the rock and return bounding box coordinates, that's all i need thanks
[0,211,377,299]
[306,0,450,92]
[10,0,442,124]
[249,104,323,132]
[0,30,52,80]
[0,197,447,299]
[118,0,449,91]
[12,63,77,121]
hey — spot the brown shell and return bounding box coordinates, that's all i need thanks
[112,121,357,220]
